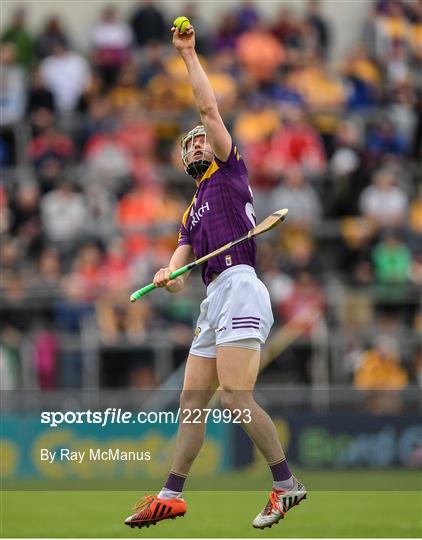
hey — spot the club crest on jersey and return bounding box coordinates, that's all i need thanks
[225,255,232,266]
[190,202,210,230]
[194,326,202,337]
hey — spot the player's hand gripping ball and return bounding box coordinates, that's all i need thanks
[173,16,191,33]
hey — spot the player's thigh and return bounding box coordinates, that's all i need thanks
[183,353,219,391]
[216,346,260,391]
[181,354,218,410]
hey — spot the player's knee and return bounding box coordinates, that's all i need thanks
[179,389,204,411]
[219,388,252,411]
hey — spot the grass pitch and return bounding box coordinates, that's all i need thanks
[1,472,421,538]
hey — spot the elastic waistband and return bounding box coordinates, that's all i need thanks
[207,264,256,294]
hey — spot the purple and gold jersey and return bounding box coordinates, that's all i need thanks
[178,142,257,285]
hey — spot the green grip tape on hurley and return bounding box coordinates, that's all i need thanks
[129,265,191,303]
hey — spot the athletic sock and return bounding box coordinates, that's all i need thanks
[158,487,182,500]
[158,471,187,499]
[273,477,295,491]
[268,458,294,491]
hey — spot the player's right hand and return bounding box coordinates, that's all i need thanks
[153,267,173,287]
[171,25,195,54]
[153,267,182,292]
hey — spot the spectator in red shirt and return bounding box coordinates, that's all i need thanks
[267,105,326,178]
[27,108,74,169]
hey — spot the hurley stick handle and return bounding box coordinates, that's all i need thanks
[130,265,191,302]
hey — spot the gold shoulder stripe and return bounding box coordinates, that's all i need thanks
[182,195,196,227]
[199,161,219,183]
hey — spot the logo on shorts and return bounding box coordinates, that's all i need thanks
[194,326,202,337]
[216,326,226,333]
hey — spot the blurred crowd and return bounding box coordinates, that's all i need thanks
[0,0,421,398]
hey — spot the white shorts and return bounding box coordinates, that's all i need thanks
[189,265,274,358]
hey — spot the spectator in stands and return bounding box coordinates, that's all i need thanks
[359,167,408,228]
[100,236,129,290]
[372,231,412,284]
[206,60,237,116]
[130,0,165,48]
[266,105,326,177]
[40,42,91,112]
[387,82,417,151]
[236,23,284,83]
[116,186,161,255]
[278,271,325,335]
[9,181,42,261]
[96,287,152,344]
[264,73,306,111]
[76,72,105,114]
[27,108,74,171]
[35,15,69,59]
[83,126,132,196]
[40,178,88,251]
[271,5,302,49]
[281,233,321,278]
[305,0,331,58]
[373,0,409,62]
[354,336,408,390]
[81,176,117,246]
[146,54,196,112]
[0,43,26,126]
[258,241,294,307]
[234,0,260,34]
[137,41,165,87]
[287,55,346,112]
[68,242,104,302]
[366,119,408,160]
[234,95,280,147]
[29,247,62,301]
[386,41,411,85]
[76,95,115,154]
[1,7,34,68]
[211,12,238,52]
[328,119,364,215]
[339,217,375,285]
[114,105,158,186]
[107,62,144,112]
[91,5,133,87]
[277,270,326,382]
[271,9,316,68]
[342,45,380,110]
[270,166,323,229]
[27,70,55,116]
[55,273,95,386]
[33,330,58,390]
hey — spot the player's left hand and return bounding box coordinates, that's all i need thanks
[171,25,195,54]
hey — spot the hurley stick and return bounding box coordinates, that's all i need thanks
[130,208,288,303]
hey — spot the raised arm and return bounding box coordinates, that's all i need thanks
[172,25,232,162]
